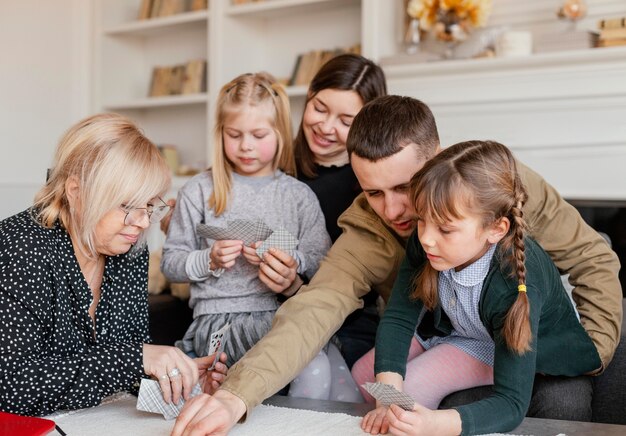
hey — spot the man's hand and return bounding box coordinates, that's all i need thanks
[258,248,298,294]
[171,389,246,436]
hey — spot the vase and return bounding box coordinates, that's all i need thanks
[405,18,421,54]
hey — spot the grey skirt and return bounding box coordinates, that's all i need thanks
[177,310,275,367]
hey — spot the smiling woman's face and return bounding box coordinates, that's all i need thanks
[302,88,364,166]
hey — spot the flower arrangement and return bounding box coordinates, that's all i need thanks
[407,0,493,42]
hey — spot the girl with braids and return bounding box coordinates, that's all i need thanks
[162,72,330,366]
[353,140,601,435]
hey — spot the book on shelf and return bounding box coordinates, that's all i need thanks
[169,64,186,95]
[181,59,207,94]
[597,38,626,48]
[149,60,207,97]
[138,0,153,20]
[157,0,185,17]
[190,0,208,11]
[149,66,171,97]
[600,27,626,41]
[598,17,626,30]
[158,145,180,175]
[288,44,361,87]
[138,0,204,20]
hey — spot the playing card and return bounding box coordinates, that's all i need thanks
[196,223,238,241]
[227,219,272,245]
[136,379,202,420]
[255,227,299,258]
[196,220,273,245]
[207,322,230,370]
[362,382,416,411]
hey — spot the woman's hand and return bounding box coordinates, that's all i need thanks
[143,344,199,405]
[258,248,297,294]
[361,405,390,435]
[386,404,462,436]
[195,352,228,395]
[171,389,246,436]
[241,242,262,266]
[210,240,243,270]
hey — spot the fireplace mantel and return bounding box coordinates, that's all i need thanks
[383,46,626,201]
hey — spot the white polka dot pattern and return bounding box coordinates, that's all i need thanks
[0,209,149,416]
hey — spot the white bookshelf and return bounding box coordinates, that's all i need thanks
[93,0,373,171]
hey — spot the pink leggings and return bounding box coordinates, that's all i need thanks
[351,337,494,409]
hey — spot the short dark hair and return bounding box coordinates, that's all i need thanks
[347,95,440,162]
[295,54,387,178]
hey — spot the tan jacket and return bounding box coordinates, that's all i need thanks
[221,162,622,413]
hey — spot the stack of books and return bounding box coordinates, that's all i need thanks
[138,0,207,20]
[597,17,626,48]
[288,44,361,87]
[149,59,207,97]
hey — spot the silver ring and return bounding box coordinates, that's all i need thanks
[168,367,181,378]
[159,374,169,381]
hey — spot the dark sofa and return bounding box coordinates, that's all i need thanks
[149,295,626,425]
[440,298,626,425]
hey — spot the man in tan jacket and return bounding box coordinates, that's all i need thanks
[173,96,622,435]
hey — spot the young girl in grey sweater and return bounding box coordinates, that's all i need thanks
[162,73,330,368]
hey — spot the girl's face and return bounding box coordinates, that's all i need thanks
[223,103,278,177]
[302,89,364,166]
[417,205,508,272]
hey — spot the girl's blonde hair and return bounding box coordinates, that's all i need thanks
[34,113,171,259]
[409,140,531,354]
[210,72,295,216]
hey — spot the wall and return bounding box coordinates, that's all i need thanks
[0,0,91,219]
[384,0,626,201]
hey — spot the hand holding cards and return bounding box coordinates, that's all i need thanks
[362,382,416,411]
[196,220,298,258]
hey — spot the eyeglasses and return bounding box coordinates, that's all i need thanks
[120,197,170,226]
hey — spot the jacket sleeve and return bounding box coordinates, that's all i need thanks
[220,196,406,413]
[519,162,622,368]
[374,234,424,378]
[0,256,143,416]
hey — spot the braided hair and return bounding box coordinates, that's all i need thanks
[409,140,532,354]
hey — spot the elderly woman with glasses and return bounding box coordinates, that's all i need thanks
[0,113,226,416]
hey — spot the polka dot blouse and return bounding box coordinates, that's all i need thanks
[0,209,150,416]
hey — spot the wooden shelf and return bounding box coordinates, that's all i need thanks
[226,0,359,19]
[104,10,208,37]
[104,93,208,110]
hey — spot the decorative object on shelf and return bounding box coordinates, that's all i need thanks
[406,0,492,44]
[288,44,361,86]
[138,0,206,21]
[595,16,626,48]
[149,59,207,97]
[557,0,587,22]
[404,18,421,54]
[495,30,533,57]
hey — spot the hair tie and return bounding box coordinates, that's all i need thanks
[518,284,527,293]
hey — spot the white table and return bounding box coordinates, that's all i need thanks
[49,393,626,436]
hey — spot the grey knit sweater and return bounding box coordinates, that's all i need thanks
[161,170,331,316]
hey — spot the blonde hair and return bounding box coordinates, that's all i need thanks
[210,72,295,216]
[34,113,171,258]
[410,140,531,354]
